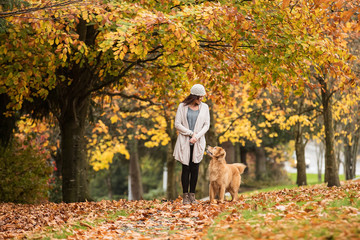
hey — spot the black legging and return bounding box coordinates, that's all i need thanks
[181,145,200,193]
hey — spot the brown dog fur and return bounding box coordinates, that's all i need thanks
[207,146,246,203]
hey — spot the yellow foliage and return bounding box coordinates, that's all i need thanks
[110,115,119,124]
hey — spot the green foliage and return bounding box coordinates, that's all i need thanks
[48,174,62,203]
[288,172,321,185]
[241,159,293,190]
[143,188,165,200]
[0,139,52,203]
[89,155,129,201]
[0,19,6,34]
[287,173,359,185]
[1,0,29,11]
[89,143,168,201]
[140,152,164,193]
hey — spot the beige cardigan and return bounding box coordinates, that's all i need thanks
[173,102,210,165]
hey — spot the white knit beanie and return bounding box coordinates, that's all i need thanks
[190,84,206,96]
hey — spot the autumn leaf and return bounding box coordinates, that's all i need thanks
[282,0,291,9]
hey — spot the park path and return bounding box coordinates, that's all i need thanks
[0,197,237,239]
[64,198,231,240]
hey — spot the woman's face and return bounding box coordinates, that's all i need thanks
[194,96,204,105]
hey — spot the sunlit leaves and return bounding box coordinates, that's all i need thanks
[144,115,171,148]
[15,116,53,157]
[88,119,130,171]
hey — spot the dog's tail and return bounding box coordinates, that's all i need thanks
[233,163,247,174]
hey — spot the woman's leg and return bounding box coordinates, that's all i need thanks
[189,160,199,193]
[181,164,190,193]
[189,145,199,193]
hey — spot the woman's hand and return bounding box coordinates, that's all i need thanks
[190,134,197,144]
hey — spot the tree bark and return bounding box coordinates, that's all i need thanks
[240,145,249,174]
[295,121,307,186]
[221,141,235,163]
[344,127,359,180]
[58,19,97,202]
[106,170,113,200]
[318,76,340,187]
[255,146,266,180]
[0,94,17,150]
[166,140,177,200]
[294,97,307,186]
[60,95,91,203]
[234,142,241,163]
[315,141,324,183]
[165,107,178,200]
[129,138,143,200]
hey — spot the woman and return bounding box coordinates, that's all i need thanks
[173,84,210,204]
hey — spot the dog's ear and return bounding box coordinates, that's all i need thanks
[215,147,226,158]
[220,148,226,158]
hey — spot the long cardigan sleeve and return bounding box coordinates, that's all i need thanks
[173,102,210,165]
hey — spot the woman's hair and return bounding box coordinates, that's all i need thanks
[182,94,200,106]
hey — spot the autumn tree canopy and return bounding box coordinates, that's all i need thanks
[1,0,359,201]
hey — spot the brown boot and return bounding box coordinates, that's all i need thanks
[183,193,190,204]
[189,193,198,204]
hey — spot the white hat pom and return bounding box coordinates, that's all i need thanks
[190,84,206,96]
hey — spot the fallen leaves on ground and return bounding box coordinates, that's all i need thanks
[0,180,359,239]
[0,197,227,239]
[208,180,360,239]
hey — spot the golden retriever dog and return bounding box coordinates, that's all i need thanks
[207,146,246,203]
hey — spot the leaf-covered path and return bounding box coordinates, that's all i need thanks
[0,196,226,239]
[1,180,359,239]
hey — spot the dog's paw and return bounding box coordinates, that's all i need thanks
[210,200,217,204]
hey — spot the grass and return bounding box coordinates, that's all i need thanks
[242,173,360,195]
[288,173,359,185]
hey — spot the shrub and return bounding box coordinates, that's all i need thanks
[0,139,52,203]
[48,174,62,203]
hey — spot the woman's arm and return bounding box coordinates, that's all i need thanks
[194,104,210,140]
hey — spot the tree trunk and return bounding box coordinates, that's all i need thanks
[106,170,113,200]
[295,121,307,186]
[60,96,91,203]
[0,94,17,150]
[167,138,177,200]
[206,100,217,148]
[234,142,241,163]
[240,145,249,174]
[221,141,235,163]
[129,138,143,200]
[344,127,359,180]
[315,141,324,183]
[318,76,340,187]
[164,106,178,200]
[294,97,307,186]
[255,146,266,180]
[59,19,99,203]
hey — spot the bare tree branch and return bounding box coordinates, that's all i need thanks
[99,91,161,106]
